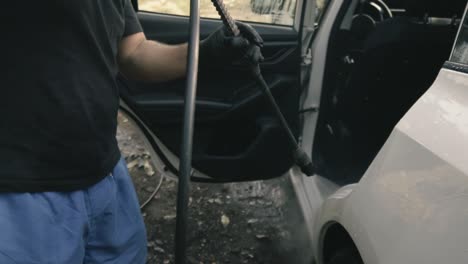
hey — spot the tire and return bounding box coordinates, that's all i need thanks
[327,247,364,264]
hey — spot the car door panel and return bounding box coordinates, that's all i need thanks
[119,11,301,181]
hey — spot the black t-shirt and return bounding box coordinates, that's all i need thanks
[1,0,142,192]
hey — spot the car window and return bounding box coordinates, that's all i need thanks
[451,10,468,64]
[138,0,297,26]
[315,0,330,24]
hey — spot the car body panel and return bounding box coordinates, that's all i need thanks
[313,184,361,262]
[291,171,341,241]
[314,68,468,264]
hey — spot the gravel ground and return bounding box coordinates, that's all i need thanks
[116,112,312,264]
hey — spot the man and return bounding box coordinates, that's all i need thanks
[1,0,262,263]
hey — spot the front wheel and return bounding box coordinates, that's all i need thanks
[327,248,363,264]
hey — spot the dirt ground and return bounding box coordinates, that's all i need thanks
[116,112,312,264]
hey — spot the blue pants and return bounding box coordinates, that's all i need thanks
[0,158,147,264]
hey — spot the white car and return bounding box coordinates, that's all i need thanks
[125,0,468,263]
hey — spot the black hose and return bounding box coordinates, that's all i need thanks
[250,65,315,176]
[174,0,200,262]
[250,65,298,147]
[140,174,164,210]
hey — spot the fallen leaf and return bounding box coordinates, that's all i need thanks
[126,159,139,170]
[221,214,230,227]
[154,246,165,254]
[247,219,258,224]
[147,241,155,248]
[144,186,155,193]
[163,214,177,221]
[143,161,155,176]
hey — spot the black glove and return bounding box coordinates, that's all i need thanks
[199,22,264,68]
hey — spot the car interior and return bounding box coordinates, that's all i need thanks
[314,0,467,184]
[119,9,303,182]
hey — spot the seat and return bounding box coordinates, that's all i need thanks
[338,0,466,175]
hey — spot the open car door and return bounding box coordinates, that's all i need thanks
[119,0,310,182]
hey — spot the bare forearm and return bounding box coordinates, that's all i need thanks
[119,33,188,82]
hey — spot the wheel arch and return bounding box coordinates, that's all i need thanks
[319,222,363,264]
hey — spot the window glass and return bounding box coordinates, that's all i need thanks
[451,13,468,64]
[138,0,297,26]
[315,0,330,24]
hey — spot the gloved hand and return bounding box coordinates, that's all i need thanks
[199,22,264,68]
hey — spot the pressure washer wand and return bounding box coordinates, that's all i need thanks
[210,0,315,176]
[175,0,200,263]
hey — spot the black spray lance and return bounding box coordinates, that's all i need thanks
[209,0,316,176]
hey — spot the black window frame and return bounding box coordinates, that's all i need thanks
[450,3,468,65]
[131,0,138,10]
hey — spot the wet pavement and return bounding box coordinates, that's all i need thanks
[117,112,312,264]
